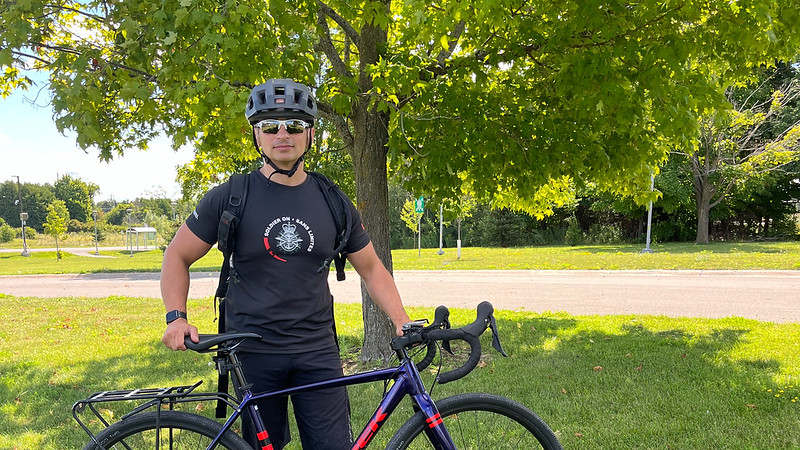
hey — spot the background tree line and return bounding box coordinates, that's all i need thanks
[0,174,193,246]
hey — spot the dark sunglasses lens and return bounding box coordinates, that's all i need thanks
[285,120,306,134]
[260,122,280,134]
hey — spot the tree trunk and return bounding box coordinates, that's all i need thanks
[352,7,395,362]
[351,109,394,361]
[695,181,713,244]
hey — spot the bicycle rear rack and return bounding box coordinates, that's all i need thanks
[72,380,240,446]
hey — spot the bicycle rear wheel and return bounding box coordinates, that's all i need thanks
[83,410,251,449]
[386,393,562,449]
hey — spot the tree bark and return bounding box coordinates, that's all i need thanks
[351,5,396,362]
[351,107,395,361]
[693,166,714,244]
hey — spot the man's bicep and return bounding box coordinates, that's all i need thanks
[165,224,214,267]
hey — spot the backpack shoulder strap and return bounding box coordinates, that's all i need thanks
[214,173,249,299]
[213,172,249,419]
[308,171,352,281]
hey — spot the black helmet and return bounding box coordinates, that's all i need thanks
[245,79,317,125]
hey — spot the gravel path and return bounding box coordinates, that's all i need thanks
[1,269,797,323]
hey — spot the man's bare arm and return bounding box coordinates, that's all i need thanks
[160,223,213,350]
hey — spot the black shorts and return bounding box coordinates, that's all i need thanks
[237,346,352,450]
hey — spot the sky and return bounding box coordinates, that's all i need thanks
[0,84,194,202]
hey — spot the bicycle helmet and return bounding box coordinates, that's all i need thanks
[246,79,317,178]
[245,79,317,125]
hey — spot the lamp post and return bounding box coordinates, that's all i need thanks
[126,208,133,257]
[437,203,444,255]
[171,201,177,220]
[11,176,30,257]
[93,210,99,255]
[642,173,655,254]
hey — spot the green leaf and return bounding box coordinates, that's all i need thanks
[439,34,449,51]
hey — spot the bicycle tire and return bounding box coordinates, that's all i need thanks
[386,393,562,450]
[83,410,251,450]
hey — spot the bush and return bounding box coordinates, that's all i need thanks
[24,227,38,240]
[0,222,15,243]
[67,219,94,233]
[587,223,624,244]
[564,216,584,246]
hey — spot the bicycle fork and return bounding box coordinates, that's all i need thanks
[352,365,456,450]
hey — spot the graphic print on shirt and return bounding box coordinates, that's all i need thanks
[263,216,316,262]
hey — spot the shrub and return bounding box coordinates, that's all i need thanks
[0,222,15,243]
[564,216,584,246]
[587,223,624,244]
[24,227,38,240]
[67,219,94,233]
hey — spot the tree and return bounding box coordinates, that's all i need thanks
[53,174,97,223]
[0,181,56,233]
[676,63,800,243]
[43,199,69,259]
[400,198,423,245]
[3,1,799,359]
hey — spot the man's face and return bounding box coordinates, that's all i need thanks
[254,118,314,169]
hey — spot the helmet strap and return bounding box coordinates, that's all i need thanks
[253,127,312,179]
[262,153,305,178]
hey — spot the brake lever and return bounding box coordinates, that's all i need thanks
[488,313,508,357]
[440,312,453,354]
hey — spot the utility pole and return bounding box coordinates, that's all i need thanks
[11,176,30,257]
[126,208,133,257]
[437,203,444,255]
[642,173,655,254]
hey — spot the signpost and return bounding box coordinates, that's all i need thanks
[415,197,424,257]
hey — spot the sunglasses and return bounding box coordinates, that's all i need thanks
[254,119,311,134]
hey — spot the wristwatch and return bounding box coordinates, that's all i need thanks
[165,310,188,324]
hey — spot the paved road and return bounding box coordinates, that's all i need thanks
[1,269,797,323]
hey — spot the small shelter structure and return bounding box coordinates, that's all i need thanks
[126,226,158,251]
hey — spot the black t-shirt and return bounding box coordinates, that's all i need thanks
[186,170,371,353]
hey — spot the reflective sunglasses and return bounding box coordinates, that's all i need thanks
[254,119,311,134]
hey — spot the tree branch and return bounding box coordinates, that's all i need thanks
[316,0,360,47]
[317,100,354,150]
[313,5,354,78]
[435,20,466,66]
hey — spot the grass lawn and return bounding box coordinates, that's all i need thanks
[0,296,798,449]
[2,241,800,275]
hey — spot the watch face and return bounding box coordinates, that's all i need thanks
[166,310,186,323]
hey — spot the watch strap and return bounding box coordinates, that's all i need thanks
[166,310,188,324]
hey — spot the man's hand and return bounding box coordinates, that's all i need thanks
[162,319,199,351]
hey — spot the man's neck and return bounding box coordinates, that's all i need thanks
[259,163,307,186]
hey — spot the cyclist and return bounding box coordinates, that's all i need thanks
[160,78,411,449]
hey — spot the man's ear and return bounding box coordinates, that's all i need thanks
[253,127,262,149]
[307,128,315,150]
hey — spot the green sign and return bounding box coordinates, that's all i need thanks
[414,196,425,213]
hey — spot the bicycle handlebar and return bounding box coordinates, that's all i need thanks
[391,301,507,384]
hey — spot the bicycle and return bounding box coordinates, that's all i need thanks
[73,301,563,449]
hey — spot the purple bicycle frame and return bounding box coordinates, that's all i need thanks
[209,356,457,450]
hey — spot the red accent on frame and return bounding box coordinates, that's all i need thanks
[353,407,389,449]
[426,413,443,428]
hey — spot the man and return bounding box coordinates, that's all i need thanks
[160,79,410,449]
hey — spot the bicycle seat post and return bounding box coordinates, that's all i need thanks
[221,348,253,396]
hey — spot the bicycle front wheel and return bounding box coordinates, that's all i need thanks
[83,410,251,450]
[386,393,562,449]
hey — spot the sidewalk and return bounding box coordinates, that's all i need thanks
[0,246,131,257]
[1,269,798,323]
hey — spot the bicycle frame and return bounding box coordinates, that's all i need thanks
[211,349,457,450]
[75,303,518,450]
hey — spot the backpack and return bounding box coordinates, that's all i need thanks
[212,171,353,417]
